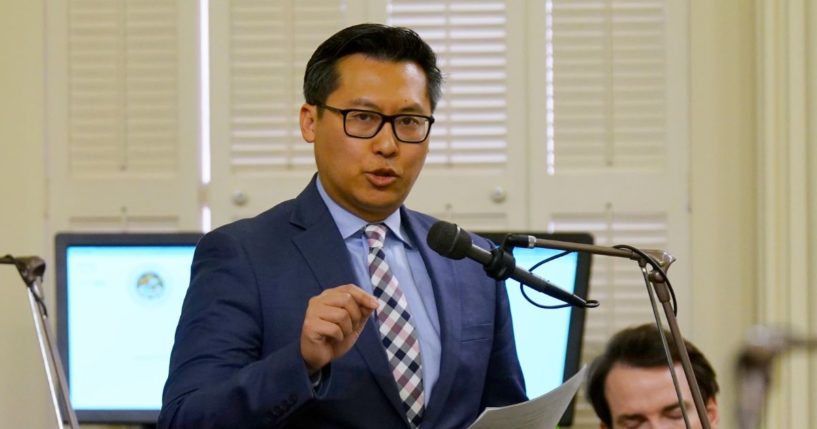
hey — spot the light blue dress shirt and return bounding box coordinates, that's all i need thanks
[316,177,441,405]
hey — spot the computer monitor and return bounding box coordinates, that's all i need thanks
[477,231,593,427]
[55,230,591,426]
[55,232,202,425]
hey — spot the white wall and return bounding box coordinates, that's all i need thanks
[689,1,758,428]
[0,0,55,427]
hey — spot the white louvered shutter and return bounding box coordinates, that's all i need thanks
[526,1,691,426]
[47,0,200,232]
[208,0,348,227]
[548,0,667,172]
[388,0,527,229]
[209,0,529,229]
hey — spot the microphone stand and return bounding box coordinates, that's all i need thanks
[736,325,817,429]
[1,255,79,429]
[504,235,712,429]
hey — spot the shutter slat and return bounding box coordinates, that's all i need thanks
[228,0,344,174]
[389,0,508,167]
[549,0,667,173]
[68,0,179,176]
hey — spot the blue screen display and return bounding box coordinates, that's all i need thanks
[65,245,195,410]
[505,247,579,398]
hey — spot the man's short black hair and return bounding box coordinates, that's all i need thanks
[585,324,720,427]
[303,23,443,112]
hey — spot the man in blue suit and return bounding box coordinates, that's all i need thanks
[160,23,526,428]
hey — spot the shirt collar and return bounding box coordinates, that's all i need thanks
[316,175,411,247]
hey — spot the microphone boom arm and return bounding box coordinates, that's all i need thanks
[506,235,675,275]
[502,234,710,429]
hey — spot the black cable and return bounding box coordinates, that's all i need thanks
[496,233,599,309]
[529,250,572,271]
[519,250,576,309]
[520,284,572,309]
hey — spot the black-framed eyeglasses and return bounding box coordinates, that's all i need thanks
[318,104,435,144]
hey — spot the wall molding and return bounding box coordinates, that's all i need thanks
[755,0,817,426]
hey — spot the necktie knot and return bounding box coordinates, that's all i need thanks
[365,223,387,250]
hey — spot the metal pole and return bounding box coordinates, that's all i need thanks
[514,236,712,428]
[3,256,79,428]
[26,290,65,429]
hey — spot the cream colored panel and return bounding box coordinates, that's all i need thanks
[208,0,345,228]
[756,0,817,426]
[48,0,201,233]
[228,1,341,173]
[549,0,667,172]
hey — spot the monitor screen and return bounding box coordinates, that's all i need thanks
[477,232,592,427]
[55,230,591,426]
[56,232,202,424]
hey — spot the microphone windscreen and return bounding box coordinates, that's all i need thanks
[427,221,472,260]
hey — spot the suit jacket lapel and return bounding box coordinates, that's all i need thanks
[402,210,462,425]
[290,177,407,420]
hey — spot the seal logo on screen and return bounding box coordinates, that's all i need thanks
[135,271,165,301]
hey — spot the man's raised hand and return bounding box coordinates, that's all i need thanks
[300,284,379,375]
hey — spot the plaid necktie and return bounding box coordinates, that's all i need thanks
[364,223,425,428]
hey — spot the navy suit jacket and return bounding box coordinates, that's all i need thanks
[159,178,526,428]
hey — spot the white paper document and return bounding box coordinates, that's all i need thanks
[468,366,587,429]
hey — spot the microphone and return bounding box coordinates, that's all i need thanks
[1,255,46,278]
[1,254,46,269]
[1,255,47,297]
[426,221,593,308]
[736,325,817,429]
